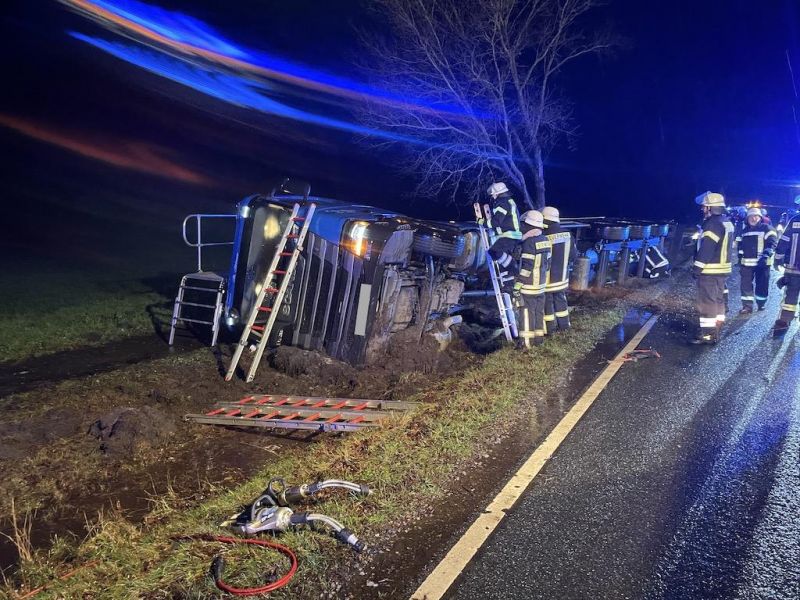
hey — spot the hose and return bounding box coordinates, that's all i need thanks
[291,512,366,553]
[179,534,297,596]
[268,478,371,506]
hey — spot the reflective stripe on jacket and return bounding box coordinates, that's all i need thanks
[544,223,574,292]
[518,233,551,295]
[492,196,522,240]
[694,214,734,275]
[736,222,778,267]
[776,216,800,274]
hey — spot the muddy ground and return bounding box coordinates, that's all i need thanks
[0,318,482,573]
[0,267,696,596]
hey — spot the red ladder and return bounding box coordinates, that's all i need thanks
[185,394,418,433]
[225,203,317,383]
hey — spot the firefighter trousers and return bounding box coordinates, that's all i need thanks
[488,238,519,276]
[697,274,727,336]
[544,290,570,334]
[518,293,545,348]
[739,265,770,308]
[778,272,800,324]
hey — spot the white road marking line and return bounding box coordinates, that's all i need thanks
[410,314,660,600]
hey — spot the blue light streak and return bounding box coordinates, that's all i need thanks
[70,33,423,144]
[62,0,478,117]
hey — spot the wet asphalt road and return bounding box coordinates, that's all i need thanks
[446,289,800,599]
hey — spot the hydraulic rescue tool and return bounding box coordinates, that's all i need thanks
[222,478,371,553]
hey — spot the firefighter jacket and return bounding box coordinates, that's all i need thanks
[776,215,800,274]
[736,222,778,267]
[693,214,734,275]
[518,231,551,295]
[543,221,575,292]
[490,195,522,240]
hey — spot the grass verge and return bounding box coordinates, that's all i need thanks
[4,304,624,599]
[0,264,174,363]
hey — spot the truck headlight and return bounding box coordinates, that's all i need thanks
[263,214,281,239]
[346,221,369,257]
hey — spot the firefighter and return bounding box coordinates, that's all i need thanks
[736,207,777,314]
[514,210,551,349]
[772,211,800,336]
[692,191,735,344]
[485,182,522,291]
[542,206,576,333]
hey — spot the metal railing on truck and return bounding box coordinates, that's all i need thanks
[169,213,236,347]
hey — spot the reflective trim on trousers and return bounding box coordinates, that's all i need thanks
[545,281,569,292]
[555,309,569,318]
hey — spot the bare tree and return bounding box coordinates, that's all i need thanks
[357,0,615,209]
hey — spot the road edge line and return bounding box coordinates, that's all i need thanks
[410,314,660,600]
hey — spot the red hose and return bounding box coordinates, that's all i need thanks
[203,535,297,596]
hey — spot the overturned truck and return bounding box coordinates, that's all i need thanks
[170,185,673,367]
[172,187,484,365]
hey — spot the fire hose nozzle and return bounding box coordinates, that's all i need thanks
[210,555,224,581]
[335,528,366,553]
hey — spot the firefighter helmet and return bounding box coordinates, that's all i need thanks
[521,210,544,229]
[487,182,509,199]
[542,206,560,223]
[695,191,725,207]
[746,207,762,219]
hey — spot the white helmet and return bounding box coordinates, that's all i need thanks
[542,206,560,223]
[521,210,544,229]
[695,191,725,207]
[487,182,509,199]
[746,207,762,219]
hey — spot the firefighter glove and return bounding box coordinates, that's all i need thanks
[776,276,786,289]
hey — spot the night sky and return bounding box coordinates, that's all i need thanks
[1,0,799,264]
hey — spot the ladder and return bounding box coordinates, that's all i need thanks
[185,394,418,433]
[473,202,518,341]
[169,272,226,346]
[226,203,317,383]
[169,213,236,347]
